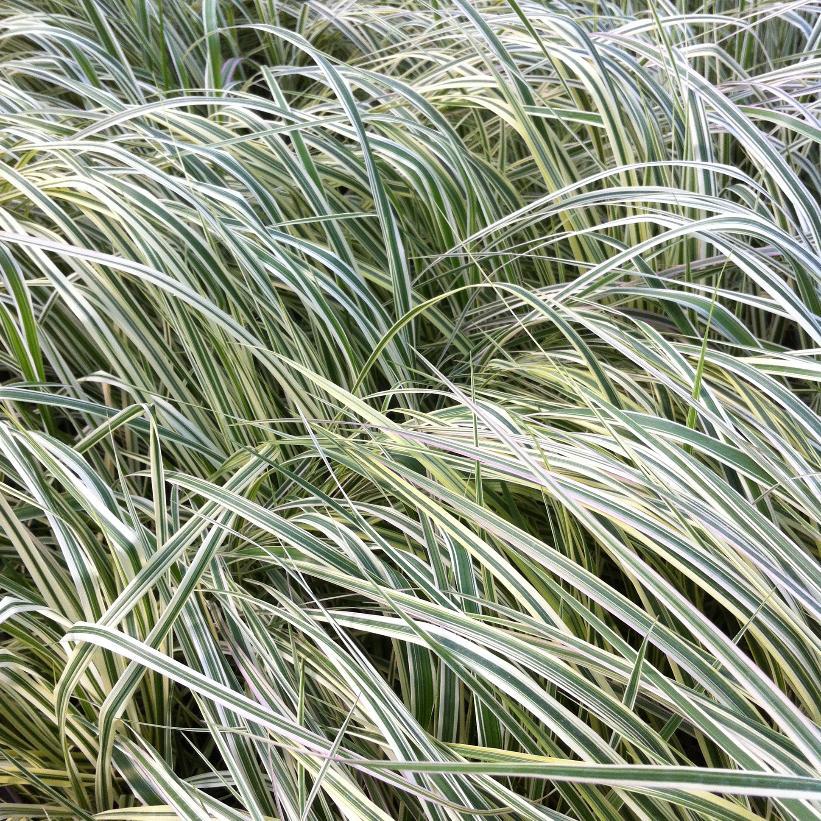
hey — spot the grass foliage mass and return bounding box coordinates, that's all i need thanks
[0,0,819,818]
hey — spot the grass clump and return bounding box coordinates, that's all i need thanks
[0,0,819,818]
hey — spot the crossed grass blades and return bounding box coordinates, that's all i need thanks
[0,0,819,818]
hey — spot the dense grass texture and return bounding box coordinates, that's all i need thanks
[0,0,819,818]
